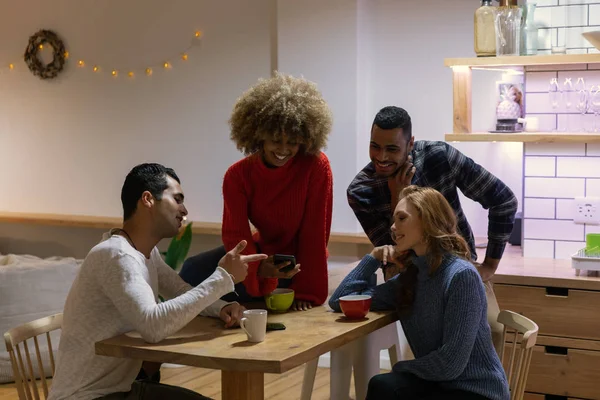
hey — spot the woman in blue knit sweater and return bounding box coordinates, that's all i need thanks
[329,186,510,400]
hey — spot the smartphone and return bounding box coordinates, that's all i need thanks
[273,254,296,273]
[266,322,286,331]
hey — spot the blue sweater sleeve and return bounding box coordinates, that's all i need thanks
[392,268,485,381]
[328,254,398,312]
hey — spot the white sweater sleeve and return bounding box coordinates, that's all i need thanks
[155,256,231,318]
[98,253,234,343]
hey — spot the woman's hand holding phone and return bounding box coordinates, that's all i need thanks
[257,255,301,278]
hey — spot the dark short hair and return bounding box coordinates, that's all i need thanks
[372,106,412,141]
[121,163,180,221]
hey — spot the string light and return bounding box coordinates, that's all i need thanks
[1,29,203,78]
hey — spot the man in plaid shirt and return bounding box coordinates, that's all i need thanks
[347,106,518,354]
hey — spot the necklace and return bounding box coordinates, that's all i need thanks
[115,228,138,251]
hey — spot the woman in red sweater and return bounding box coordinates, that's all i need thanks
[180,73,333,310]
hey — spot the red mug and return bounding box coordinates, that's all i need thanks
[339,295,372,319]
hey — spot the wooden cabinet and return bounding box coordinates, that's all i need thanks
[493,256,600,399]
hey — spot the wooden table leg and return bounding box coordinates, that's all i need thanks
[221,370,264,400]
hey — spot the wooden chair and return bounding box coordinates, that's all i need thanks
[497,310,539,400]
[3,313,63,400]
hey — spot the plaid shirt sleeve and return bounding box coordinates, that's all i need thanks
[347,184,394,247]
[446,144,518,260]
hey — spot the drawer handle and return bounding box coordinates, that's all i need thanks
[545,346,568,356]
[545,287,569,297]
[544,396,568,400]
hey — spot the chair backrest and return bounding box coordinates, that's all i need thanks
[3,313,63,400]
[497,310,539,400]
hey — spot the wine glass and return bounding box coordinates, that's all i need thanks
[548,78,561,132]
[563,78,574,132]
[590,86,600,132]
[575,77,588,132]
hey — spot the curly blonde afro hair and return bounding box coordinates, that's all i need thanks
[229,72,333,155]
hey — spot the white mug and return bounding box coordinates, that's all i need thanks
[240,309,267,343]
[518,117,539,132]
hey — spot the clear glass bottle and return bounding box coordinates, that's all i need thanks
[475,0,497,57]
[495,0,522,56]
[521,2,538,55]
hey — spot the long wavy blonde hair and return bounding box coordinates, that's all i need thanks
[394,186,471,315]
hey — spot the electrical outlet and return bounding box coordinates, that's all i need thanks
[573,197,600,225]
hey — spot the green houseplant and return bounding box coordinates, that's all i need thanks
[162,222,193,272]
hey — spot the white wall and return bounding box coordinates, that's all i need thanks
[277,0,362,233]
[0,0,272,222]
[0,0,525,257]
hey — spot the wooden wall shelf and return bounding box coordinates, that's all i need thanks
[444,53,600,68]
[0,211,371,245]
[445,54,600,136]
[445,132,600,143]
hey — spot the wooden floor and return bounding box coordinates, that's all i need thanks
[0,364,388,400]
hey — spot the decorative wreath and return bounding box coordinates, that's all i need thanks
[23,30,67,80]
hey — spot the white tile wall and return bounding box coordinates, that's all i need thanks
[557,156,600,177]
[556,198,575,219]
[492,3,600,259]
[524,143,585,155]
[585,224,600,234]
[525,156,556,176]
[555,240,586,258]
[523,239,555,258]
[524,218,585,240]
[586,178,600,195]
[590,4,600,23]
[561,0,600,5]
[524,177,585,197]
[525,198,556,218]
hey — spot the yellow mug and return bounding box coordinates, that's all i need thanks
[265,288,295,313]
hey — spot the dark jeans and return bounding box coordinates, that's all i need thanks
[95,380,212,400]
[366,372,490,400]
[179,246,291,303]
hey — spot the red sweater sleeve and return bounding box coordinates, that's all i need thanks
[290,153,333,305]
[222,165,278,297]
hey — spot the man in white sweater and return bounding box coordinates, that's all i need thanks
[48,163,266,400]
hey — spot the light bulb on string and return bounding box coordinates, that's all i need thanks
[78,60,85,67]
[163,61,171,69]
[38,44,43,50]
[192,30,203,46]
[128,71,134,78]
[145,67,152,76]
[181,53,188,61]
[93,66,99,73]
[64,51,69,59]
[8,63,14,70]
[111,70,118,77]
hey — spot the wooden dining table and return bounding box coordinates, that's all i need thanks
[95,305,397,400]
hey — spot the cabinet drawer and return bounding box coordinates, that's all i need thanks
[495,284,600,340]
[504,343,600,399]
